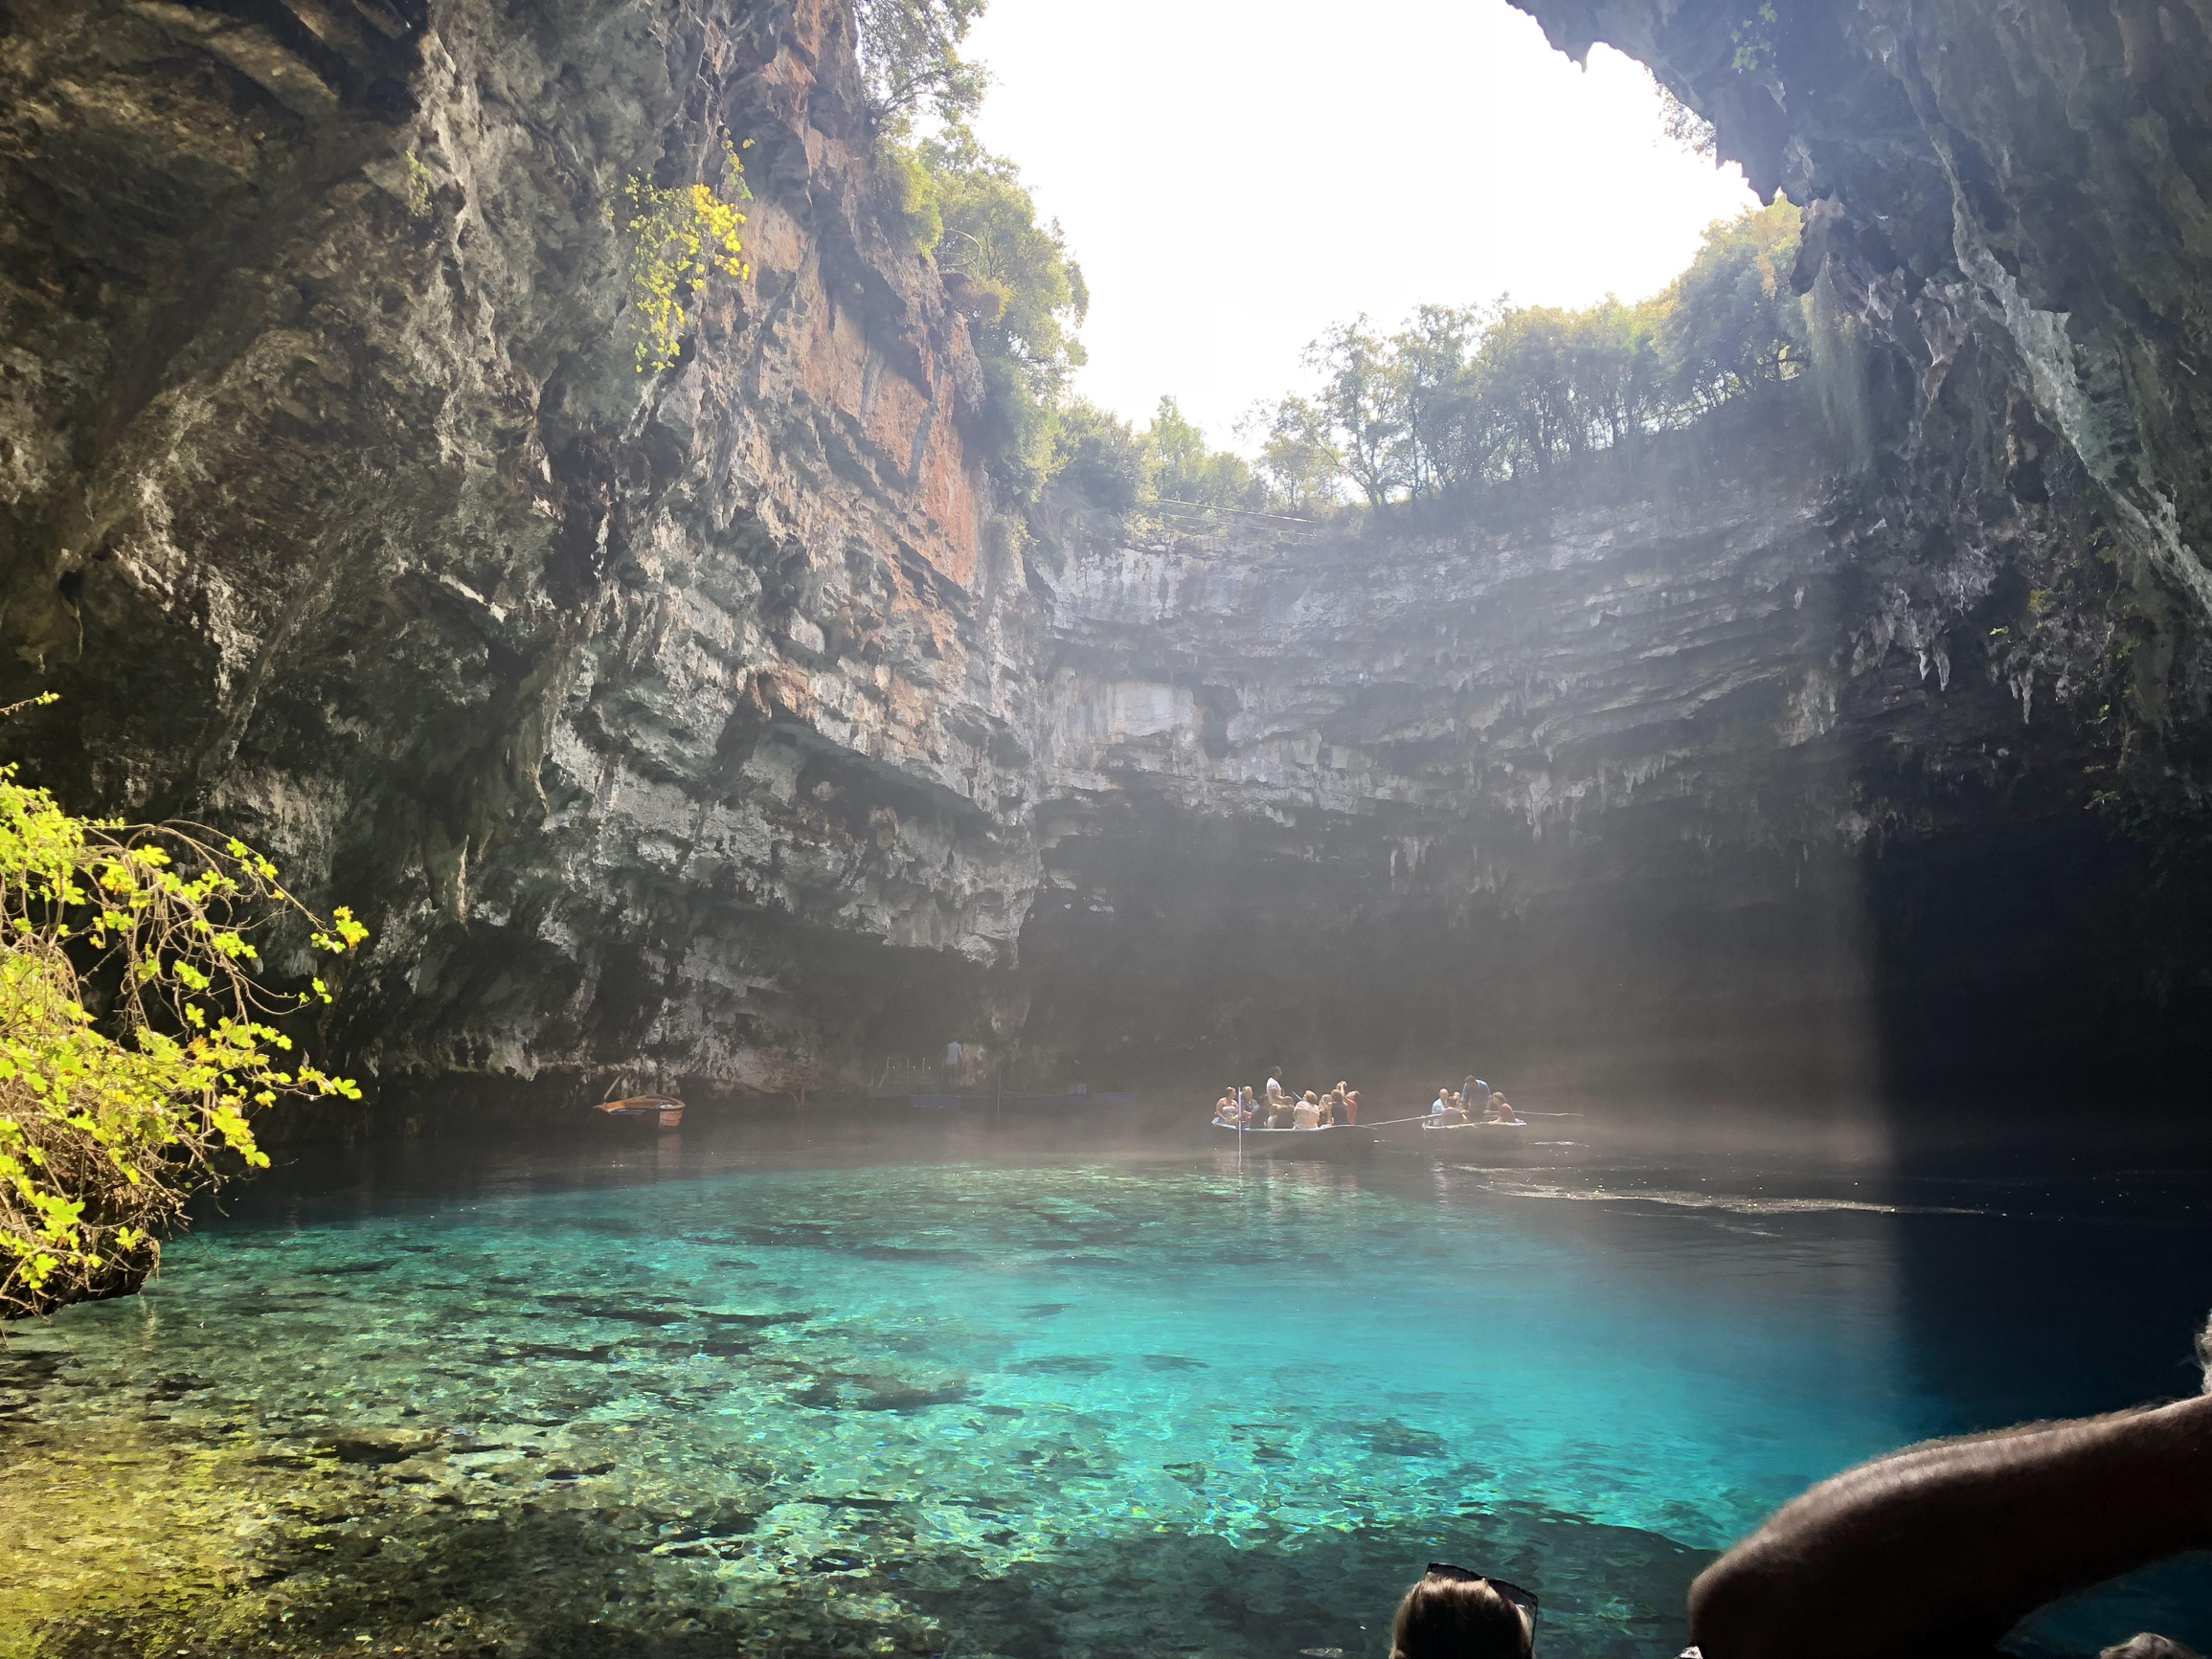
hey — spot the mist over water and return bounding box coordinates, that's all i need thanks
[6,1107,2209,1657]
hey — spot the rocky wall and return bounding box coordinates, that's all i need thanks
[1016,392,2210,1105]
[3,0,2208,1113]
[0,0,1049,1097]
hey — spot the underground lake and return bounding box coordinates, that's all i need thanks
[4,1112,2209,1659]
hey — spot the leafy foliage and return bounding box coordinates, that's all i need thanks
[1661,196,1806,409]
[852,0,989,130]
[914,133,1089,486]
[1655,85,1718,159]
[0,702,366,1319]
[1731,1,1779,73]
[1048,397,1270,515]
[1252,198,1804,508]
[1050,400,1154,511]
[621,137,754,374]
[404,152,434,219]
[1148,397,1268,510]
[875,142,945,255]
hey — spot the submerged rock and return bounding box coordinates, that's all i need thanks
[326,1427,442,1465]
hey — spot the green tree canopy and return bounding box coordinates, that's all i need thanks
[1251,198,1806,509]
[1051,399,1154,511]
[1148,396,1268,510]
[851,0,989,131]
[920,133,1089,487]
[1662,195,1805,409]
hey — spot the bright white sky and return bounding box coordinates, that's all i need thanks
[962,0,1758,446]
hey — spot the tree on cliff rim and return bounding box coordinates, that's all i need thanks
[852,0,988,129]
[917,131,1089,489]
[1049,397,1271,515]
[1253,198,1806,509]
[0,701,367,1319]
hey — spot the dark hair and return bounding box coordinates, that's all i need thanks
[1389,1574,1532,1659]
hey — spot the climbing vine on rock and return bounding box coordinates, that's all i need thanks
[620,137,755,374]
[0,697,368,1319]
[1731,3,1779,73]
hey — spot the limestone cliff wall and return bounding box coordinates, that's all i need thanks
[0,0,1052,1093]
[1504,0,2212,799]
[1018,393,2195,1100]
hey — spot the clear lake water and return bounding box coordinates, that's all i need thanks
[3,1108,2210,1658]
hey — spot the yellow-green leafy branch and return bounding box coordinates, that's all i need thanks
[0,695,367,1320]
[620,137,755,374]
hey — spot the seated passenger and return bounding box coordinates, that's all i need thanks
[1388,1566,1534,1659]
[1293,1089,1322,1129]
[1214,1087,1237,1124]
[1342,1087,1361,1125]
[1485,1091,1520,1125]
[1237,1086,1258,1122]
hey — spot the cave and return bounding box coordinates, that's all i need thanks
[11,1,2212,1654]
[1,0,2209,1133]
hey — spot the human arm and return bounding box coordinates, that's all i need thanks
[1689,1391,2212,1659]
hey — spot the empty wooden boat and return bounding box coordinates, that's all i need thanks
[595,1094,686,1129]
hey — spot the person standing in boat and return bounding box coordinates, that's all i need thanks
[1463,1074,1487,1111]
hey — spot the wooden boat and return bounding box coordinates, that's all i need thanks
[595,1094,686,1129]
[1421,1117,1525,1133]
[1213,1121,1376,1160]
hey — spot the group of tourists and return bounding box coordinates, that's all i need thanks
[1212,1070,1361,1130]
[1429,1074,1521,1125]
[1208,1069,1523,1129]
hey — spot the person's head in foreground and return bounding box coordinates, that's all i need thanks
[1389,1565,1535,1659]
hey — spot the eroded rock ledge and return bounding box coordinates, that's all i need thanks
[2,0,2207,1110]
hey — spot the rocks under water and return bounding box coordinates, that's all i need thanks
[3,1131,2210,1656]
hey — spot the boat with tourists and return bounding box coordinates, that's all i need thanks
[1418,1118,1525,1135]
[594,1094,687,1130]
[1212,1120,1377,1160]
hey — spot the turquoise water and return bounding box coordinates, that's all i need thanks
[6,1120,2212,1657]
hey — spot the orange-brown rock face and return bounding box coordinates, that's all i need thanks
[0,0,1038,1094]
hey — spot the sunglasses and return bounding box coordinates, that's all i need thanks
[1426,1562,1540,1622]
